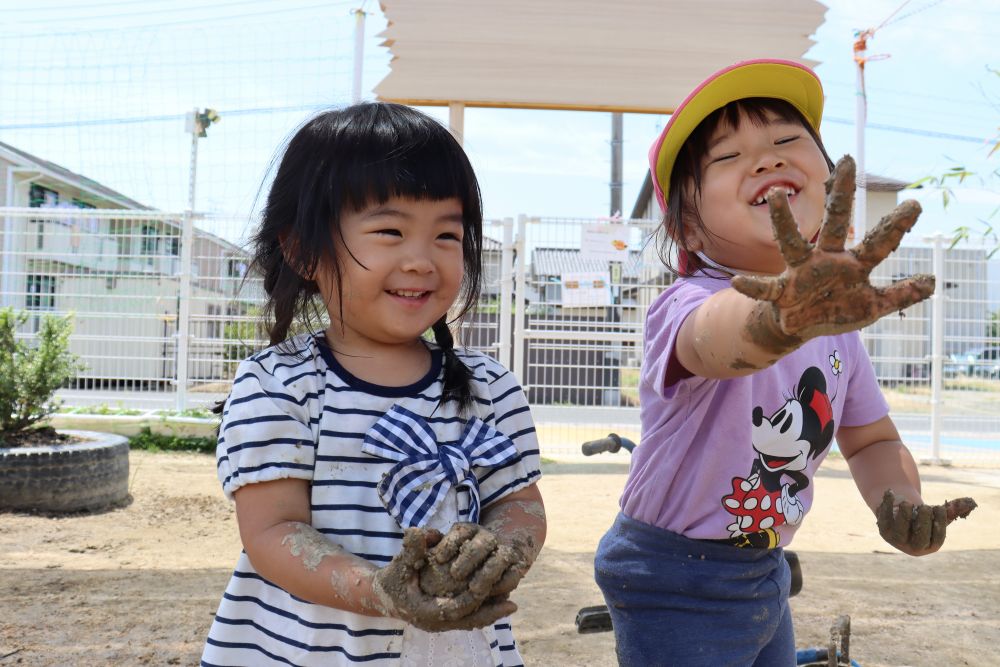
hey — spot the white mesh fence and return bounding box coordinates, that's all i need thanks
[2,206,998,464]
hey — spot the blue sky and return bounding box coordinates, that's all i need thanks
[1,0,997,249]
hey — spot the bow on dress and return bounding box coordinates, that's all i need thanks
[361,404,521,529]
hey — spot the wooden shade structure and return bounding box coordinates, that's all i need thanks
[374,0,827,115]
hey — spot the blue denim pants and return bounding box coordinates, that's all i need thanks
[594,513,794,667]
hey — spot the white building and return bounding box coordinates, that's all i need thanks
[0,141,250,388]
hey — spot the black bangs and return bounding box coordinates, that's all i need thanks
[334,105,480,215]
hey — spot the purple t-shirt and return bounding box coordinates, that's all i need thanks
[620,273,889,547]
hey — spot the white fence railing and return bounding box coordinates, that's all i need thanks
[2,206,998,465]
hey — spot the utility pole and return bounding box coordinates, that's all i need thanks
[610,112,623,217]
[853,30,872,240]
[351,8,367,104]
[177,108,219,411]
[852,17,892,239]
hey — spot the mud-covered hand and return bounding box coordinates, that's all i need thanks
[876,489,977,556]
[733,155,936,356]
[418,522,525,599]
[371,527,517,632]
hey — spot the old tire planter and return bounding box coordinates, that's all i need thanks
[0,430,129,513]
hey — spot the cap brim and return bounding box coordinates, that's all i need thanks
[649,59,824,210]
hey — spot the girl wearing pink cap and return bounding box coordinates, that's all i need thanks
[593,59,974,665]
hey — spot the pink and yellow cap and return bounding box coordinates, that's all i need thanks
[648,58,825,213]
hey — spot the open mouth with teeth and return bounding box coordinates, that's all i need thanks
[750,185,799,207]
[387,289,430,300]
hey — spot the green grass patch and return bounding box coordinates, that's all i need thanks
[157,407,215,419]
[127,426,216,454]
[58,404,144,416]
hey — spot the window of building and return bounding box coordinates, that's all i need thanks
[140,224,158,264]
[207,304,221,338]
[29,184,58,208]
[226,258,247,278]
[29,185,60,250]
[26,274,56,311]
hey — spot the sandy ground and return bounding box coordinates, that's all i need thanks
[0,451,997,667]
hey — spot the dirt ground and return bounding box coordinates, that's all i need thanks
[1,451,997,667]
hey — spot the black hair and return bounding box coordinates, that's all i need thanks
[245,102,483,413]
[655,97,835,276]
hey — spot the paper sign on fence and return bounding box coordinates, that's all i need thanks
[581,223,629,262]
[561,271,611,308]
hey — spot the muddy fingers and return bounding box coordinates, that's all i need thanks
[875,489,978,555]
[873,277,937,315]
[930,505,948,551]
[419,522,509,598]
[428,522,481,565]
[852,200,923,270]
[731,274,786,303]
[449,529,498,580]
[767,188,811,266]
[466,544,519,597]
[945,497,978,521]
[816,156,855,252]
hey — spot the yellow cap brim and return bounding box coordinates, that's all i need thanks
[649,59,824,210]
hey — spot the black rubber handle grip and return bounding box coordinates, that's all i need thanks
[582,433,622,456]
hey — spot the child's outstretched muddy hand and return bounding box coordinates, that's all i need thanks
[371,527,517,632]
[875,489,977,556]
[419,522,526,599]
[734,155,936,356]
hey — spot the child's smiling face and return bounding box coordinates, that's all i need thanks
[685,109,831,275]
[317,196,466,353]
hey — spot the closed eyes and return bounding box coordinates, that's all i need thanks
[708,152,738,165]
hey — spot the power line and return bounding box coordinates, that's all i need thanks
[0,0,157,12]
[881,0,948,29]
[0,104,334,131]
[0,1,352,37]
[7,0,292,25]
[824,116,990,144]
[824,80,994,109]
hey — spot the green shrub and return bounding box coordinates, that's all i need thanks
[127,426,217,454]
[0,308,83,440]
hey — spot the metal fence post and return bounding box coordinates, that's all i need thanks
[513,214,528,385]
[924,233,948,465]
[175,210,194,412]
[497,218,514,370]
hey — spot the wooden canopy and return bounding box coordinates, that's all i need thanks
[375,0,827,114]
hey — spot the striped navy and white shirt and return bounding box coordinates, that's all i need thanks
[202,333,542,667]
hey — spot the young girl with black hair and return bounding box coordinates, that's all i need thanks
[202,102,545,667]
[593,59,975,666]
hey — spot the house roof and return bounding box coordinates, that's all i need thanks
[375,0,825,114]
[531,247,661,281]
[0,140,150,210]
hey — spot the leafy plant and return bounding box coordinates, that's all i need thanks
[0,308,84,440]
[909,65,1000,257]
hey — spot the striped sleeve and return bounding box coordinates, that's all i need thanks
[216,354,318,499]
[474,356,542,507]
